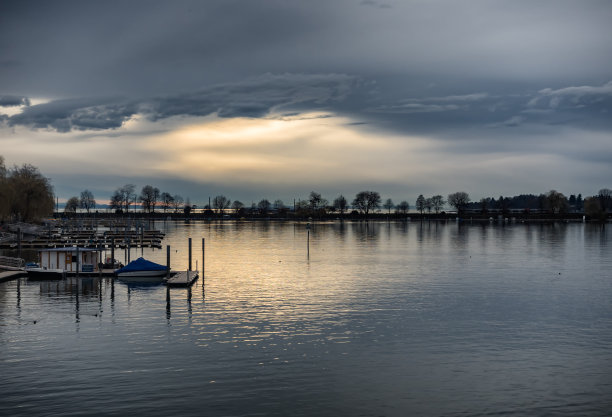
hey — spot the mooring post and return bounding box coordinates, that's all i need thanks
[127,239,131,263]
[166,245,171,279]
[17,227,22,259]
[188,237,192,271]
[202,238,205,276]
[76,246,80,277]
[111,238,115,269]
[98,241,102,278]
[306,223,310,258]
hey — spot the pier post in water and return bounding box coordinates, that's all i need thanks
[202,238,205,276]
[188,237,192,271]
[110,238,115,269]
[166,245,171,280]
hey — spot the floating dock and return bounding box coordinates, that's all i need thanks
[0,270,27,282]
[166,270,199,287]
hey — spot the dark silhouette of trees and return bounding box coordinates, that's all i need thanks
[545,190,569,214]
[170,195,183,213]
[110,184,136,212]
[308,191,328,216]
[257,199,271,215]
[139,185,160,213]
[424,198,433,213]
[598,188,612,211]
[383,198,394,215]
[448,192,470,215]
[584,196,606,220]
[79,190,95,214]
[212,195,231,214]
[352,191,381,217]
[333,195,348,216]
[416,195,426,214]
[396,201,409,214]
[273,199,285,210]
[430,195,445,213]
[1,162,54,221]
[65,196,79,213]
[232,200,245,215]
[160,192,174,212]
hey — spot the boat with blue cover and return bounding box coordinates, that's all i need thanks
[115,257,168,280]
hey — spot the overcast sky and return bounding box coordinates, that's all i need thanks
[1,0,611,206]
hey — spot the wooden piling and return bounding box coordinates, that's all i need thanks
[166,245,170,280]
[188,237,192,271]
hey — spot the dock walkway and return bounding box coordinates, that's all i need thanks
[0,270,27,282]
[166,270,199,287]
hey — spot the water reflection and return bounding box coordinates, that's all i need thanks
[1,221,611,417]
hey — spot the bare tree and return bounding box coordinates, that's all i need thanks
[160,192,174,213]
[333,195,348,216]
[396,201,409,214]
[416,195,426,214]
[65,196,79,213]
[383,198,394,215]
[212,195,231,214]
[110,190,123,212]
[273,199,285,210]
[231,200,244,215]
[257,199,271,215]
[116,184,136,212]
[352,191,381,217]
[172,195,184,213]
[447,192,470,215]
[139,185,160,213]
[308,191,328,215]
[79,190,95,214]
[430,195,445,213]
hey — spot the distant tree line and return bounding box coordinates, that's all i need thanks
[0,156,54,222]
[62,184,612,222]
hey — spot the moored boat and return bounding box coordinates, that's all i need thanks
[115,257,168,281]
[25,262,66,280]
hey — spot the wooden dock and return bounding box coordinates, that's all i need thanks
[166,270,199,287]
[0,270,27,282]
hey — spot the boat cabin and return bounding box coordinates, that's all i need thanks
[38,247,101,273]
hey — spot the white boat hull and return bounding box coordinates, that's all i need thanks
[26,268,66,280]
[116,270,168,279]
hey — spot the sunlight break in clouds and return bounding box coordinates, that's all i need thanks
[147,113,432,188]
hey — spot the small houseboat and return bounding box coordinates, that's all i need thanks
[27,247,102,279]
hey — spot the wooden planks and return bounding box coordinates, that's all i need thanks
[166,270,199,287]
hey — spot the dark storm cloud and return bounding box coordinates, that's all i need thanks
[0,95,30,107]
[7,97,137,132]
[5,73,358,131]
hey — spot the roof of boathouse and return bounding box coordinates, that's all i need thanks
[38,247,101,252]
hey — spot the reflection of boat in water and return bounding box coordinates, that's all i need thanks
[115,257,168,282]
[25,262,66,280]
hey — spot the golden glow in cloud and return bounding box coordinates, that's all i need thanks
[146,113,433,186]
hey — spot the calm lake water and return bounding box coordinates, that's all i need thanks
[1,220,611,416]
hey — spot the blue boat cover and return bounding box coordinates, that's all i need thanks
[115,257,167,274]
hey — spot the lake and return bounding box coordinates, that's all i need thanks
[1,220,611,416]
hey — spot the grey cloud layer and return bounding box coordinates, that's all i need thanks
[4,78,611,135]
[0,95,30,107]
[5,73,357,132]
